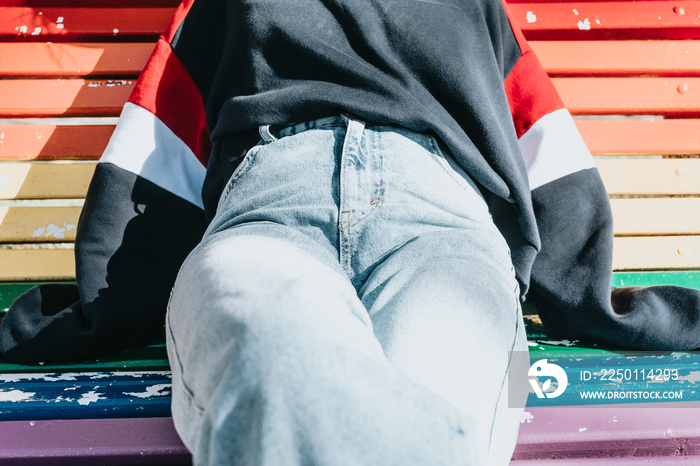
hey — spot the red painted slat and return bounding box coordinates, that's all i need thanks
[0,7,175,42]
[0,43,154,77]
[576,119,700,156]
[554,77,700,116]
[511,2,700,40]
[0,79,134,117]
[0,125,115,160]
[533,40,700,77]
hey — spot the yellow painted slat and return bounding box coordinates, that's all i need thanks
[597,158,700,195]
[0,248,75,281]
[0,206,81,243]
[0,162,95,200]
[613,236,700,270]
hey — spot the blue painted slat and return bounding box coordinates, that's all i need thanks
[0,371,172,420]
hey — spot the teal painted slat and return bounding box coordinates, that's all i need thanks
[612,270,700,289]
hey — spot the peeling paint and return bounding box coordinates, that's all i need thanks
[577,18,591,30]
[0,390,36,402]
[538,339,578,347]
[31,27,41,35]
[526,11,537,23]
[124,384,172,399]
[32,223,76,240]
[77,391,106,406]
[521,411,534,423]
[677,370,700,382]
[15,25,28,34]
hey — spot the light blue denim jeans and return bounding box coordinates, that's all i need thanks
[166,115,528,465]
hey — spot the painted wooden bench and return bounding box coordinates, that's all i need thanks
[1,0,699,464]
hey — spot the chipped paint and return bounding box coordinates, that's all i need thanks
[31,27,41,35]
[77,391,106,406]
[113,28,119,34]
[124,384,172,399]
[537,339,578,347]
[521,411,534,424]
[572,8,579,15]
[15,25,28,34]
[526,11,537,23]
[577,18,591,30]
[527,341,538,347]
[0,390,36,402]
[32,223,76,240]
[579,427,588,432]
[677,370,700,382]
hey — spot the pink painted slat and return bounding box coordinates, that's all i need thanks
[0,417,191,464]
[513,403,700,461]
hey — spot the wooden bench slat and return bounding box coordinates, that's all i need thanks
[613,236,700,270]
[4,77,700,119]
[554,77,700,116]
[0,79,133,118]
[0,162,95,200]
[3,119,698,161]
[0,125,114,161]
[0,7,175,42]
[533,40,700,77]
[5,236,700,280]
[0,249,75,281]
[577,119,700,156]
[0,206,81,243]
[0,43,154,77]
[611,198,700,236]
[2,159,697,201]
[6,199,700,245]
[597,159,700,196]
[511,1,700,40]
[0,418,190,465]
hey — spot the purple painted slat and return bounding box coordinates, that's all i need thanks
[0,417,191,465]
[513,402,700,461]
[510,456,700,465]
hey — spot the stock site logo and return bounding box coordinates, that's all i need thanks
[528,359,568,399]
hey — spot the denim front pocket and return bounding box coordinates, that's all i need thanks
[217,143,262,211]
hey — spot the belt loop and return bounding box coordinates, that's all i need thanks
[259,125,277,143]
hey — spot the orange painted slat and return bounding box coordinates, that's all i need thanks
[0,79,134,117]
[0,7,175,42]
[510,2,700,40]
[0,125,114,161]
[576,119,700,156]
[532,41,700,77]
[0,43,154,77]
[553,77,700,116]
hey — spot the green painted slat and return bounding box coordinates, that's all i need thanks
[612,270,700,289]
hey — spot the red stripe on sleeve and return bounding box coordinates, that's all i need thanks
[162,0,195,43]
[505,50,564,139]
[501,0,564,138]
[128,38,211,167]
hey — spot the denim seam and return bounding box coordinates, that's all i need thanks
[219,145,260,207]
[487,270,521,454]
[166,294,204,414]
